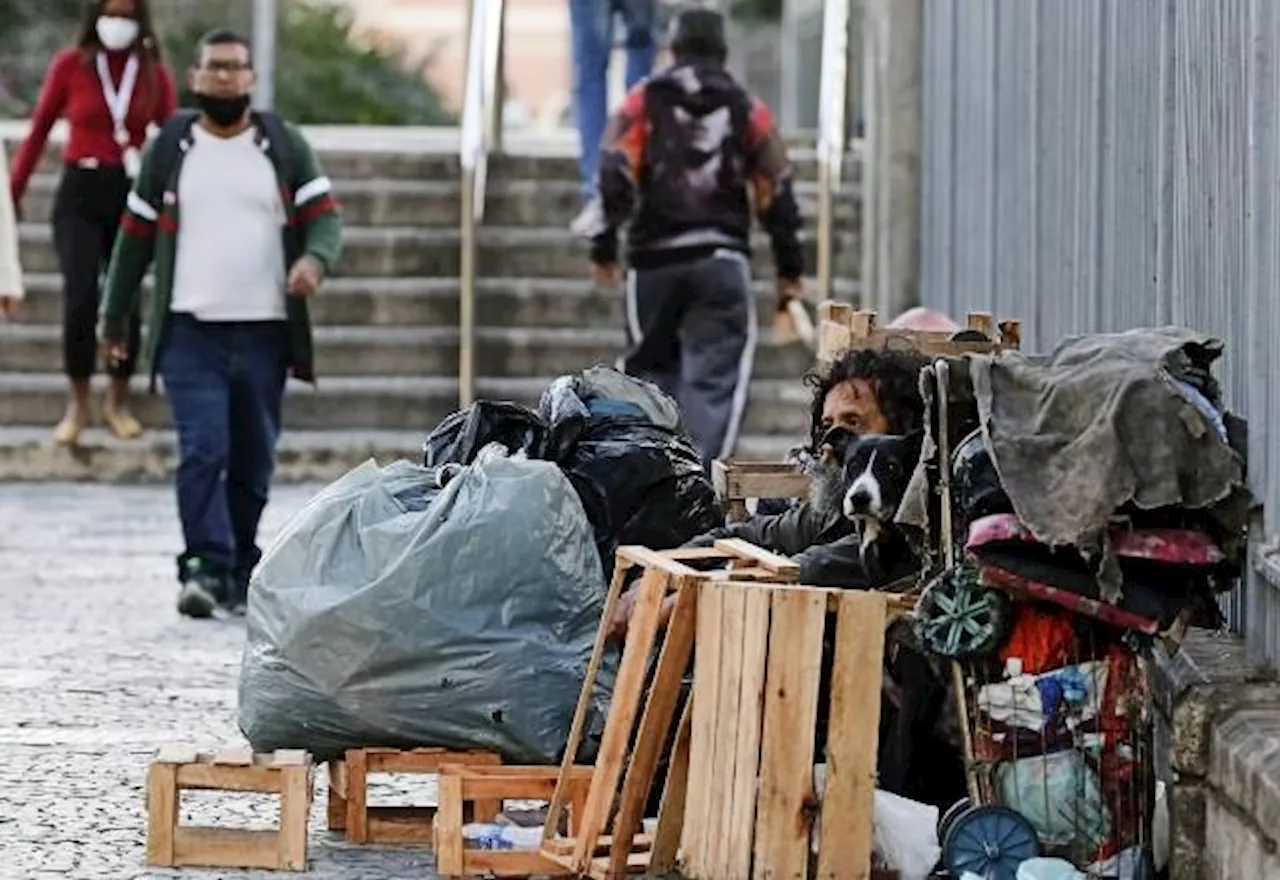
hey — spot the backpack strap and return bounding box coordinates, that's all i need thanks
[251,110,302,194]
[144,109,200,205]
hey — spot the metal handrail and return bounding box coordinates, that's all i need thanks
[458,0,506,408]
[816,0,852,300]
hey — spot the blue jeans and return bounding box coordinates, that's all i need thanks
[568,0,657,198]
[159,314,289,583]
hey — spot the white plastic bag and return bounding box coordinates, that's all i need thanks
[872,789,942,880]
[1017,857,1086,880]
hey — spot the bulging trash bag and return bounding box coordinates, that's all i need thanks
[237,449,610,763]
[423,400,548,466]
[539,367,721,559]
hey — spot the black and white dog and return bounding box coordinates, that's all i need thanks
[824,429,924,557]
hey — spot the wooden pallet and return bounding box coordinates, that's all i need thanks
[682,581,891,880]
[327,747,502,845]
[145,745,313,872]
[816,304,1023,364]
[434,765,595,878]
[711,460,810,523]
[540,542,799,880]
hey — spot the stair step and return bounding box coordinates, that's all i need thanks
[16,224,862,280]
[15,273,861,327]
[0,323,821,379]
[0,373,813,435]
[0,425,798,484]
[7,134,857,183]
[19,175,860,229]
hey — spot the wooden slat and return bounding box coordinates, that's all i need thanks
[708,584,747,879]
[685,579,725,878]
[436,773,465,875]
[571,567,669,873]
[712,538,801,579]
[589,852,651,878]
[447,765,593,779]
[650,697,693,875]
[171,827,282,870]
[609,578,698,877]
[155,744,200,765]
[145,762,178,866]
[715,462,811,503]
[545,834,654,857]
[726,585,771,880]
[277,765,311,870]
[175,763,281,793]
[365,748,498,773]
[462,849,575,877]
[663,546,737,561]
[345,748,369,844]
[327,762,348,832]
[211,747,254,766]
[816,591,888,880]
[615,545,701,577]
[544,556,631,840]
[365,807,435,844]
[752,588,827,880]
[271,749,310,767]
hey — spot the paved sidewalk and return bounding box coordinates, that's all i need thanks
[0,484,442,880]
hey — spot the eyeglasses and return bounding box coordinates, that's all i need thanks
[197,61,253,75]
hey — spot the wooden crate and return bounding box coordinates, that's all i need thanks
[681,581,890,880]
[327,746,501,845]
[145,745,313,872]
[711,460,810,523]
[434,765,595,878]
[816,304,1022,364]
[540,542,799,880]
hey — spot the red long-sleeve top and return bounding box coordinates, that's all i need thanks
[9,47,178,205]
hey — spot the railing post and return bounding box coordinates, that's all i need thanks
[816,0,851,301]
[251,0,278,110]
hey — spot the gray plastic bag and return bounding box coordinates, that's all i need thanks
[237,448,609,763]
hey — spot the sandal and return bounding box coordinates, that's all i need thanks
[104,405,144,440]
[53,408,87,446]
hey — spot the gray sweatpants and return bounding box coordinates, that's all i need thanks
[622,250,757,466]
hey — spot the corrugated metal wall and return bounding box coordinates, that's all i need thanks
[920,0,1280,667]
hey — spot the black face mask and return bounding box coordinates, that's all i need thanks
[196,92,252,128]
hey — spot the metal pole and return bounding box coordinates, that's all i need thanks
[252,0,278,110]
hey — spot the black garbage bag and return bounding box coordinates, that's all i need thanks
[539,367,722,561]
[423,400,548,466]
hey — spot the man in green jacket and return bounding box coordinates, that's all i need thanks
[100,29,342,619]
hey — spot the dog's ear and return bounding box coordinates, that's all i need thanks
[902,429,925,464]
[821,425,857,460]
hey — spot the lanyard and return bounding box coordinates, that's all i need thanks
[96,52,140,144]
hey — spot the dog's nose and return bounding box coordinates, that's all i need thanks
[846,488,873,513]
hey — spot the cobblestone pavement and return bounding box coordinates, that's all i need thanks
[0,484,445,880]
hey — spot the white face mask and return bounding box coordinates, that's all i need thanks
[96,16,140,51]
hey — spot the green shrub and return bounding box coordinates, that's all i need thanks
[0,0,453,124]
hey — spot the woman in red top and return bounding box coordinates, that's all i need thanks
[9,0,176,445]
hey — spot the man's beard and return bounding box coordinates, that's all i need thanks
[806,454,846,520]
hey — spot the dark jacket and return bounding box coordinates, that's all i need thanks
[688,501,918,588]
[589,63,803,276]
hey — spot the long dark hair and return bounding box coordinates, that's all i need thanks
[75,0,165,109]
[803,347,928,450]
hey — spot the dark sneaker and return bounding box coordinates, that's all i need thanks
[177,580,218,619]
[222,573,249,617]
[178,557,227,619]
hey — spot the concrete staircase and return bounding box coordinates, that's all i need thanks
[1,128,859,482]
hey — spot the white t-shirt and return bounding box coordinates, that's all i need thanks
[171,125,287,321]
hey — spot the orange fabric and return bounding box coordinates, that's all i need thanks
[998,603,1078,674]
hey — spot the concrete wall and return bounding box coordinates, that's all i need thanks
[1152,630,1280,879]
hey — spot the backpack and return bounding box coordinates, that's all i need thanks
[145,108,300,200]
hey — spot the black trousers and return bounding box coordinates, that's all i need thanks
[52,165,140,381]
[622,250,756,467]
